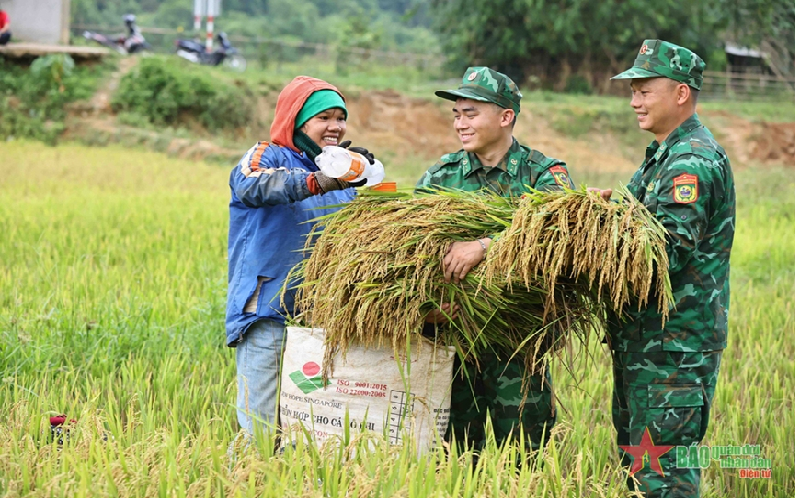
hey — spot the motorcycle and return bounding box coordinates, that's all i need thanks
[175,32,246,72]
[83,14,150,55]
[83,30,150,54]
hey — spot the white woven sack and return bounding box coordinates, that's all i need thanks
[279,327,454,453]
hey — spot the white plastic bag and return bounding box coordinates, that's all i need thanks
[279,327,454,453]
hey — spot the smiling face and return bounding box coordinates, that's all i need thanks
[452,98,513,155]
[630,78,690,140]
[300,108,347,148]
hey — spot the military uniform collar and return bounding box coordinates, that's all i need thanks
[646,114,702,162]
[463,138,522,177]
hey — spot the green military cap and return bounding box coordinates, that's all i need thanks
[436,66,522,114]
[612,39,706,90]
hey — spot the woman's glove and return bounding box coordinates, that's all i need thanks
[309,171,367,195]
[339,140,375,165]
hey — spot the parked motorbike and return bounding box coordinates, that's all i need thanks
[175,32,246,72]
[83,15,150,54]
[83,31,150,54]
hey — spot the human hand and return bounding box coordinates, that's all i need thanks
[587,187,613,201]
[339,140,375,165]
[313,171,363,193]
[424,303,460,323]
[443,239,490,284]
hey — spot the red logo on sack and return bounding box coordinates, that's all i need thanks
[302,362,321,377]
[289,361,326,394]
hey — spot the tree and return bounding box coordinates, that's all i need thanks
[726,0,795,75]
[429,0,728,91]
[70,0,437,52]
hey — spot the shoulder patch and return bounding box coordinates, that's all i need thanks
[549,165,571,187]
[673,173,699,203]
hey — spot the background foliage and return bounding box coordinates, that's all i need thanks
[0,56,111,143]
[428,0,795,91]
[725,0,795,72]
[68,0,795,92]
[70,0,437,53]
[111,57,258,131]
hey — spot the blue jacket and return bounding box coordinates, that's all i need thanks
[225,142,356,346]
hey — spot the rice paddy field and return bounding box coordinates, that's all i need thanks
[1,140,793,497]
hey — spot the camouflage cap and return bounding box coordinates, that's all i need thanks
[436,67,522,114]
[612,39,706,90]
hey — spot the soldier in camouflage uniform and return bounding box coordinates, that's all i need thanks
[605,40,736,497]
[415,67,576,453]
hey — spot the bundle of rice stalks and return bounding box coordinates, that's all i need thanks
[484,186,672,322]
[289,189,629,378]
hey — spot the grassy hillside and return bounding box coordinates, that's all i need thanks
[4,54,795,178]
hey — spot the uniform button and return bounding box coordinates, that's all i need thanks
[680,215,687,220]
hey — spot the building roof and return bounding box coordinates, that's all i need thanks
[725,43,768,59]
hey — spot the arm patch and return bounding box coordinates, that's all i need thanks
[549,165,571,187]
[673,173,699,203]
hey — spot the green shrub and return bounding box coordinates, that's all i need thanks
[117,111,155,128]
[30,53,75,92]
[0,56,110,142]
[112,57,257,131]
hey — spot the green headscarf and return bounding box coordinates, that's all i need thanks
[294,90,347,130]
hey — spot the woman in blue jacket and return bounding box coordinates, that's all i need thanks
[227,76,372,436]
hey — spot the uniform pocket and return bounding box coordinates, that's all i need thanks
[646,384,704,446]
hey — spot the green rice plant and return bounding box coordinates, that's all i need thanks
[1,141,792,498]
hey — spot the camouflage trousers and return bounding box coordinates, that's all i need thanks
[448,353,555,452]
[612,350,722,498]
